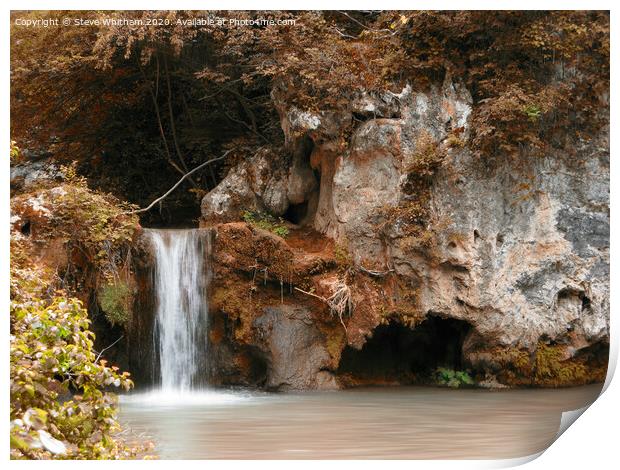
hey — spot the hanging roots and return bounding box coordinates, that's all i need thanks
[295,278,353,331]
[326,279,353,329]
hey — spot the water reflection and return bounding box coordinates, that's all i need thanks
[119,384,602,459]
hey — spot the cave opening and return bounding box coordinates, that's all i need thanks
[20,220,31,236]
[283,201,309,225]
[337,316,472,385]
[281,135,321,227]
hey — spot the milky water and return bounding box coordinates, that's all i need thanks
[147,229,210,391]
[119,384,602,459]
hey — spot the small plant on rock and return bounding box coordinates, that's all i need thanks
[435,368,474,388]
[242,210,289,238]
[334,243,353,270]
[523,104,542,122]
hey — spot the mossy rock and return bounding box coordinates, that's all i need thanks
[98,281,133,327]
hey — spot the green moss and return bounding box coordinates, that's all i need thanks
[211,283,258,343]
[492,346,532,372]
[215,223,295,285]
[98,281,133,327]
[378,301,423,328]
[534,342,588,386]
[334,243,353,269]
[489,342,605,387]
[324,327,346,365]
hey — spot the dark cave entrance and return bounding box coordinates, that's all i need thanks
[283,201,310,225]
[281,135,321,227]
[337,316,472,384]
[20,220,31,236]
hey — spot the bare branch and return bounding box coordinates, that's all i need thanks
[163,55,193,179]
[124,151,231,215]
[336,11,391,33]
[95,335,124,363]
[294,286,328,302]
[357,265,394,277]
[332,27,358,39]
[138,57,185,178]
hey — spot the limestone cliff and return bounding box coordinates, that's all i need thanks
[199,76,609,390]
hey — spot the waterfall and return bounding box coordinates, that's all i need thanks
[147,229,210,391]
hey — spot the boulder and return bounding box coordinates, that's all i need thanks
[253,305,338,391]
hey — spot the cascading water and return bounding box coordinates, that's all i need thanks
[147,229,211,392]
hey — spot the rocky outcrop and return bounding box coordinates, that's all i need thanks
[253,305,338,390]
[200,75,609,389]
[10,160,64,193]
[200,146,319,224]
[204,223,342,390]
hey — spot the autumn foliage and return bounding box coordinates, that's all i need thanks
[11,11,609,224]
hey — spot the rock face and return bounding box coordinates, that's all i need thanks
[253,305,338,390]
[204,222,342,390]
[10,160,63,193]
[200,75,609,389]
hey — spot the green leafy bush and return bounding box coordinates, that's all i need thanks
[98,281,133,327]
[242,210,289,238]
[435,368,475,388]
[10,159,149,458]
[10,286,148,459]
[10,140,22,162]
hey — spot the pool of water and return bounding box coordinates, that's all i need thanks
[119,384,602,459]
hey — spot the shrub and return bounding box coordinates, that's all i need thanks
[98,281,133,327]
[10,178,139,296]
[10,140,22,162]
[435,368,475,388]
[445,134,465,149]
[10,158,149,457]
[10,285,148,459]
[523,104,542,122]
[242,210,289,238]
[403,131,446,179]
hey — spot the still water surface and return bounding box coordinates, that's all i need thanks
[119,384,602,459]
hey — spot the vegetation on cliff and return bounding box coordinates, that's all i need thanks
[10,149,146,458]
[11,11,609,226]
[10,240,150,458]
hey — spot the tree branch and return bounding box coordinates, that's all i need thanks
[124,151,231,215]
[95,335,124,363]
[163,55,192,176]
[138,57,186,178]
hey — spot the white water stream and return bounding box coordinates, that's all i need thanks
[147,229,210,391]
